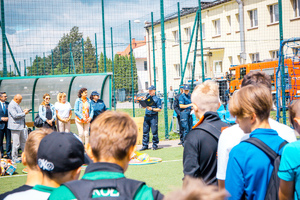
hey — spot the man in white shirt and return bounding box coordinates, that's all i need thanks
[168,86,175,109]
[217,71,297,189]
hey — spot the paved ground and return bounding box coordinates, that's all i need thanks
[136,139,182,150]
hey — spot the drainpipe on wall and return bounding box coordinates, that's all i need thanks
[236,0,246,64]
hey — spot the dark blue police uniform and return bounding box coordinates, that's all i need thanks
[142,93,162,150]
[90,99,107,122]
[179,91,193,143]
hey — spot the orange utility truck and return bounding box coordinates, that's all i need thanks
[228,59,300,102]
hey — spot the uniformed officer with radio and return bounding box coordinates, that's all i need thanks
[140,85,162,151]
[179,84,193,146]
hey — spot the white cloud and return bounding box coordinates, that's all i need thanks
[2,0,203,69]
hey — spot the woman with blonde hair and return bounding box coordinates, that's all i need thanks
[54,92,72,132]
[38,93,56,130]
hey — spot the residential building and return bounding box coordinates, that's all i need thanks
[145,0,300,91]
[117,37,149,93]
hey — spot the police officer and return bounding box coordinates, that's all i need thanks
[173,85,184,145]
[140,85,162,151]
[179,84,193,146]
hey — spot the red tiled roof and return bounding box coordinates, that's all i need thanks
[117,37,146,56]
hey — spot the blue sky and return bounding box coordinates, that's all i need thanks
[3,0,216,70]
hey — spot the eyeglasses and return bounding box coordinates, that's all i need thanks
[45,98,51,100]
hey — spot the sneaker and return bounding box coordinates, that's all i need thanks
[153,146,162,150]
[139,146,149,151]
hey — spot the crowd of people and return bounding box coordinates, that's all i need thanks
[0,88,107,164]
[1,71,300,200]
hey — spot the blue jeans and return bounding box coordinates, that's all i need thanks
[142,115,159,148]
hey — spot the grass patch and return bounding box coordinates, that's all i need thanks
[0,147,184,195]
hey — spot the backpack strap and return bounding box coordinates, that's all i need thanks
[63,178,145,200]
[243,137,287,161]
[194,123,222,140]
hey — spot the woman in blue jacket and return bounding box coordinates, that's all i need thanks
[39,93,56,130]
[74,88,94,144]
[90,91,107,122]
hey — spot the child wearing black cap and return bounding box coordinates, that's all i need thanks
[49,111,163,200]
[5,131,85,200]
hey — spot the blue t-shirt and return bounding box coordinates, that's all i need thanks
[278,140,300,200]
[225,128,285,200]
[145,95,162,115]
[179,93,191,111]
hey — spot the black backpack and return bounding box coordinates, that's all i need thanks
[243,137,287,200]
[63,178,145,200]
[194,122,227,140]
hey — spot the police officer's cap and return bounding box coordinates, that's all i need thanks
[180,85,184,89]
[149,85,156,90]
[183,84,190,90]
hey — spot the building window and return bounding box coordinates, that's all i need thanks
[174,64,181,77]
[250,53,260,63]
[293,0,300,17]
[269,4,279,23]
[236,13,240,31]
[145,82,149,90]
[185,27,191,41]
[293,47,300,56]
[227,15,231,33]
[270,50,279,59]
[214,61,223,73]
[249,9,258,28]
[172,30,179,44]
[213,19,221,35]
[144,61,147,71]
[229,56,233,65]
[202,23,205,39]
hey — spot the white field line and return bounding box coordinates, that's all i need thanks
[0,159,182,179]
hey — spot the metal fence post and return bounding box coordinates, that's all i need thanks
[24,60,27,76]
[1,0,7,77]
[82,38,85,73]
[101,0,107,72]
[178,2,183,81]
[151,12,157,89]
[95,33,99,73]
[160,0,169,139]
[129,20,135,117]
[111,27,116,110]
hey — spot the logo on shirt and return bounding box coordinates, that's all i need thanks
[38,158,55,171]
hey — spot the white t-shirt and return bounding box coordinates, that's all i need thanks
[54,102,72,119]
[4,186,53,200]
[216,118,297,180]
[168,90,175,99]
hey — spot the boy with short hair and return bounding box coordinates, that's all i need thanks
[217,71,296,189]
[50,111,163,200]
[183,81,228,185]
[5,131,85,200]
[225,85,286,199]
[0,129,51,199]
[278,100,300,200]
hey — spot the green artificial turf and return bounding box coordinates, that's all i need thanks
[0,147,184,195]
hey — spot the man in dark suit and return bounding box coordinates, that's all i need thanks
[0,92,11,159]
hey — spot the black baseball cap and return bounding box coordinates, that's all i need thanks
[37,131,85,172]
